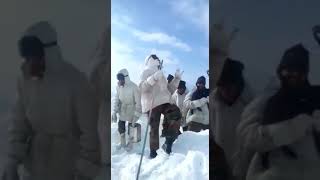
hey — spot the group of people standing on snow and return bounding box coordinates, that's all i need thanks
[112,54,210,158]
[7,19,320,180]
[211,22,320,180]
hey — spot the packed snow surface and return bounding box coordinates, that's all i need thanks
[111,114,209,180]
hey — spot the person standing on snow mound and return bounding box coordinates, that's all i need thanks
[212,58,255,180]
[171,80,189,132]
[184,76,210,132]
[139,54,183,159]
[238,44,320,180]
[112,69,142,151]
[1,21,101,180]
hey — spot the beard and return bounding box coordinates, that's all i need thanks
[280,76,308,93]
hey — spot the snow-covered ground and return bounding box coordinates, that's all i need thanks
[111,114,209,180]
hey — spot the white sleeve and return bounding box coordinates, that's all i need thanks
[112,86,120,114]
[134,85,142,114]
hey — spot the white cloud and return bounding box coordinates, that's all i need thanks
[132,30,192,52]
[149,49,180,65]
[111,38,144,92]
[169,0,209,35]
[112,38,134,54]
[111,14,133,29]
[112,14,192,52]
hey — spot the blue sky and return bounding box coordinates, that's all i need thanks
[111,0,209,91]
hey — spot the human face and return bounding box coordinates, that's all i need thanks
[218,84,241,104]
[279,68,307,89]
[196,82,205,90]
[21,56,45,79]
[177,88,186,95]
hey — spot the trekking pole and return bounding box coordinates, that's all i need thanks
[136,97,154,180]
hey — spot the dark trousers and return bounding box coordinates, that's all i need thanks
[210,138,234,180]
[182,126,189,132]
[148,103,181,151]
[118,120,133,134]
[187,121,209,132]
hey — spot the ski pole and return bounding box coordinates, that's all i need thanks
[136,97,154,180]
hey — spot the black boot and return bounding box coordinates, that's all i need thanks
[162,137,174,155]
[183,126,188,132]
[149,150,157,159]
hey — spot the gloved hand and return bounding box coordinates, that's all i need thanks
[147,70,164,86]
[133,111,141,123]
[200,97,209,105]
[153,70,164,81]
[112,113,117,123]
[192,97,208,108]
[174,69,183,79]
[212,20,238,57]
[265,113,314,146]
[212,21,238,87]
[1,160,19,180]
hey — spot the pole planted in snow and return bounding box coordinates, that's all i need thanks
[136,97,154,180]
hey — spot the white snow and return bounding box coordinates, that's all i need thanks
[111,114,209,180]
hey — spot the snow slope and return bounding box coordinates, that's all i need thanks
[111,114,209,180]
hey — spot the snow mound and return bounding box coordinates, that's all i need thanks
[111,115,209,180]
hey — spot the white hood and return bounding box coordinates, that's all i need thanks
[144,55,160,70]
[140,55,161,82]
[22,21,66,76]
[118,68,131,82]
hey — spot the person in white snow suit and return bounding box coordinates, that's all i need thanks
[167,73,182,95]
[112,69,142,150]
[184,76,210,132]
[210,21,239,180]
[212,58,255,180]
[1,21,101,180]
[139,54,182,158]
[171,80,189,132]
[238,44,320,180]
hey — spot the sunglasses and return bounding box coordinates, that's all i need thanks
[150,54,159,60]
[117,73,128,81]
[280,68,306,77]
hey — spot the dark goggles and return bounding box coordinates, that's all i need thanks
[117,73,128,81]
[18,35,57,58]
[150,54,159,60]
[196,81,206,86]
[149,54,163,69]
